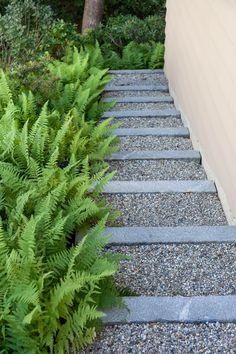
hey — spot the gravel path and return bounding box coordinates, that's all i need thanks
[112,117,183,128]
[81,322,236,354]
[103,91,170,98]
[111,73,167,86]
[114,102,174,111]
[118,136,193,151]
[109,160,207,180]
[105,193,227,226]
[109,244,236,296]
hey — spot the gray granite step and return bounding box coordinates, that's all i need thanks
[102,180,216,194]
[109,70,165,74]
[103,108,180,118]
[107,150,201,162]
[105,226,236,245]
[103,295,236,324]
[103,96,174,103]
[105,85,168,92]
[114,127,189,137]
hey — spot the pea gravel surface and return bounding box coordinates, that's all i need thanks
[112,117,183,128]
[110,73,167,86]
[109,160,207,181]
[118,136,193,151]
[105,193,227,227]
[80,322,236,354]
[103,91,170,98]
[109,244,236,296]
[113,102,174,111]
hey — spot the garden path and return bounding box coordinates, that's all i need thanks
[82,69,236,353]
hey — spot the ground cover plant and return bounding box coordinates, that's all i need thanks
[0,47,124,353]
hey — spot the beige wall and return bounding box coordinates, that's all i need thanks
[165,0,236,223]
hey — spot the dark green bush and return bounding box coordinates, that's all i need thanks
[0,0,55,67]
[94,15,165,53]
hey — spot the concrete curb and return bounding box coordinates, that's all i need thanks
[102,180,216,194]
[105,226,236,245]
[103,295,236,324]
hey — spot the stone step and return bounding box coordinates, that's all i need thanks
[105,85,168,92]
[110,160,207,181]
[107,150,201,162]
[103,96,174,103]
[110,74,167,87]
[103,295,236,324]
[109,69,165,74]
[109,243,236,297]
[103,108,180,119]
[114,127,189,137]
[103,90,170,98]
[102,180,216,194]
[105,193,227,227]
[105,226,236,245]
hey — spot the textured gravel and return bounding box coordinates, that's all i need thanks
[105,193,227,226]
[111,73,167,86]
[118,136,193,151]
[103,91,170,98]
[109,160,207,181]
[112,117,183,128]
[81,322,236,354]
[114,102,174,111]
[109,244,236,296]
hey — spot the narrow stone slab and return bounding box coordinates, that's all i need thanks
[105,226,236,245]
[103,296,236,324]
[102,180,216,194]
[109,69,165,74]
[113,127,189,137]
[105,85,168,92]
[103,96,173,103]
[103,109,180,119]
[106,150,201,162]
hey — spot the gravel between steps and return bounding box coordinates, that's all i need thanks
[81,322,236,354]
[112,117,183,128]
[105,193,227,226]
[103,91,170,98]
[111,73,167,86]
[118,136,193,151]
[110,244,236,296]
[109,160,207,180]
[114,102,174,111]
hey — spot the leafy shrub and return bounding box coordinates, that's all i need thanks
[104,0,166,19]
[0,0,55,67]
[0,47,123,352]
[95,15,165,52]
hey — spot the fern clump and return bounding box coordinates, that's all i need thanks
[0,47,123,353]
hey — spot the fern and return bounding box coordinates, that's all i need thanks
[149,42,165,69]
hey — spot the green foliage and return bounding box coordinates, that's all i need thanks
[104,0,166,19]
[0,47,123,353]
[0,0,55,67]
[95,15,165,52]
